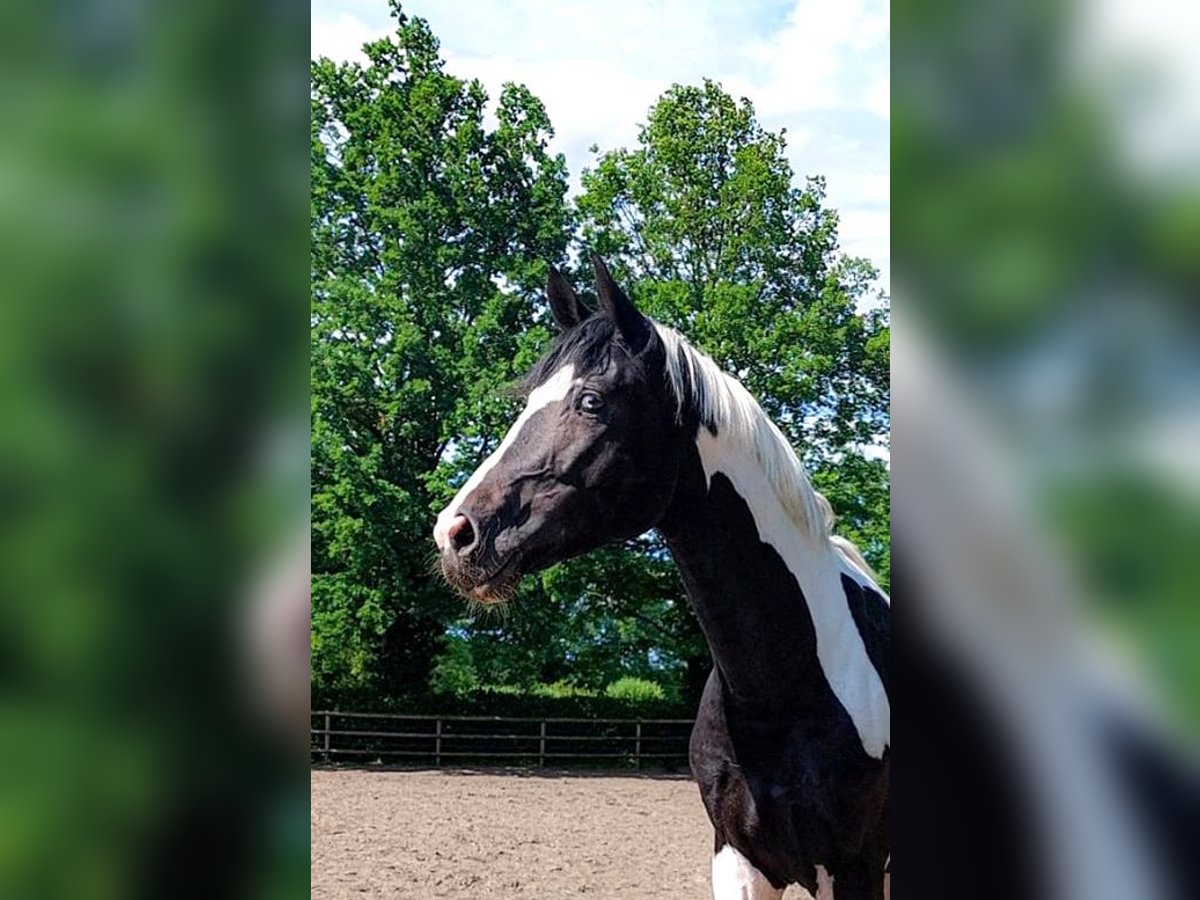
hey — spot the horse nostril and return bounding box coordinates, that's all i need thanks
[446,515,477,555]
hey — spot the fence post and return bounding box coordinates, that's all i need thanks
[323,713,331,763]
[435,718,443,767]
[539,720,547,768]
[635,720,642,769]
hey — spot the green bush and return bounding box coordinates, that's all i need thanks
[312,683,692,721]
[428,644,478,696]
[529,680,596,699]
[604,677,666,703]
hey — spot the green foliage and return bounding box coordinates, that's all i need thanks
[310,10,889,710]
[605,677,667,703]
[1049,474,1200,729]
[2,1,309,895]
[428,635,478,696]
[310,4,570,695]
[313,684,692,721]
[531,680,597,699]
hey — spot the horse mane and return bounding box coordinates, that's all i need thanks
[830,534,879,582]
[653,322,876,578]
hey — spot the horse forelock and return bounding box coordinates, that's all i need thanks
[519,316,619,396]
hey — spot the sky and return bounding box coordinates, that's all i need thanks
[312,0,890,293]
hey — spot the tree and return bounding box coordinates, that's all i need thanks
[577,80,889,465]
[557,81,892,694]
[310,2,570,694]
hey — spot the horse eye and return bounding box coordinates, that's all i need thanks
[579,391,605,413]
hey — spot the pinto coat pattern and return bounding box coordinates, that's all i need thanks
[434,257,889,899]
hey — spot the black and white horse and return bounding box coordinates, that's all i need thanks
[434,257,890,900]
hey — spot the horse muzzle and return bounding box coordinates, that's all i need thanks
[434,512,523,604]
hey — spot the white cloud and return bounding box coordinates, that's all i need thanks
[732,0,889,118]
[311,0,889,289]
[311,6,385,64]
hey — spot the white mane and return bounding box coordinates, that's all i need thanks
[654,322,875,577]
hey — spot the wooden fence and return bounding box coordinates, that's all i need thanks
[311,710,694,769]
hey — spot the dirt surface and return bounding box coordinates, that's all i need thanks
[311,768,813,899]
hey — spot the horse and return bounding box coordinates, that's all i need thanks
[433,255,890,900]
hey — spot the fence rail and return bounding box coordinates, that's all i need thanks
[311,710,694,769]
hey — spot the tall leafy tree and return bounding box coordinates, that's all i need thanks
[310,3,570,694]
[576,79,890,580]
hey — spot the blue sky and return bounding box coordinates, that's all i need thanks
[312,0,890,292]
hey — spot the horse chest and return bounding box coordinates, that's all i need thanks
[688,672,888,889]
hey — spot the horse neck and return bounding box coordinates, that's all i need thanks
[657,432,843,714]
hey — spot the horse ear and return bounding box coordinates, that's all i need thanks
[590,254,650,351]
[547,266,590,331]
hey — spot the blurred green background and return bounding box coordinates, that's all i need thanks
[0,1,309,898]
[895,0,1200,730]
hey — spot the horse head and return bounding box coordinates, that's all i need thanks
[433,256,688,603]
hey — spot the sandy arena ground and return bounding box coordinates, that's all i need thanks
[312,768,813,898]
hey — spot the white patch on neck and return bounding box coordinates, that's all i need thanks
[816,864,835,900]
[711,845,784,900]
[697,428,891,758]
[434,364,576,544]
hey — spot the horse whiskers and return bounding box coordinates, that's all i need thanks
[424,547,444,578]
[434,549,523,611]
[465,590,516,621]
